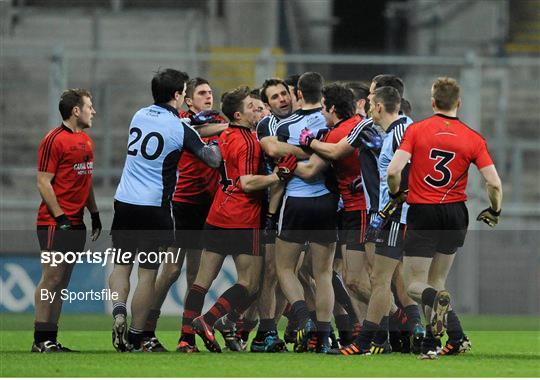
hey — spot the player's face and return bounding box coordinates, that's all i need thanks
[321,97,335,127]
[288,85,301,111]
[369,97,382,124]
[251,98,268,124]
[175,83,187,111]
[189,84,213,112]
[76,96,96,129]
[238,96,261,128]
[265,84,292,118]
[368,81,377,104]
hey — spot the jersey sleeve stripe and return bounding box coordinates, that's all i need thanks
[39,128,63,172]
[240,129,255,174]
[347,118,372,145]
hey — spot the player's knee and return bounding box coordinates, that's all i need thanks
[40,272,65,290]
[163,265,182,284]
[370,272,392,291]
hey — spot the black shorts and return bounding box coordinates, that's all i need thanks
[404,202,469,258]
[173,201,211,249]
[203,223,262,256]
[375,220,406,260]
[111,200,174,269]
[278,193,338,244]
[37,224,86,253]
[339,210,368,251]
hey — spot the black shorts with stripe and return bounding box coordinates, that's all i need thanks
[404,202,468,258]
[37,224,86,253]
[278,193,338,244]
[339,209,368,251]
[375,220,406,260]
[203,223,262,256]
[173,201,211,249]
[110,200,174,269]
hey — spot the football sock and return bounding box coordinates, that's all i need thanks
[355,320,378,348]
[332,271,358,323]
[309,310,317,322]
[112,302,127,318]
[421,287,438,307]
[446,309,465,341]
[291,300,310,330]
[283,303,292,319]
[180,284,207,344]
[404,304,422,326]
[143,308,160,337]
[34,322,58,343]
[334,314,352,345]
[128,326,144,349]
[373,316,389,345]
[316,321,332,347]
[203,284,249,326]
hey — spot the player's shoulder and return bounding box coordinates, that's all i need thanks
[40,125,68,146]
[276,110,304,127]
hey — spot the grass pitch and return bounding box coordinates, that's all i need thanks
[1,314,539,377]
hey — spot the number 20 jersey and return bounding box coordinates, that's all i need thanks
[398,114,493,204]
[115,104,188,207]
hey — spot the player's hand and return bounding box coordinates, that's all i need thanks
[476,207,500,227]
[365,214,383,242]
[358,126,383,150]
[348,176,364,194]
[263,212,278,241]
[276,153,297,181]
[90,211,102,241]
[389,189,408,204]
[299,127,315,147]
[55,214,72,231]
[190,110,221,125]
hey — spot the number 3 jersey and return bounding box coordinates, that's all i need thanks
[115,104,204,207]
[398,113,493,204]
[206,125,264,229]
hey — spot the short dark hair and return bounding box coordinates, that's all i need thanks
[373,86,401,114]
[186,77,210,99]
[298,72,324,104]
[432,77,460,111]
[345,81,369,102]
[59,88,92,120]
[261,78,289,104]
[284,74,300,98]
[372,74,405,97]
[322,83,355,120]
[400,98,412,116]
[250,88,261,100]
[221,86,251,122]
[151,68,189,104]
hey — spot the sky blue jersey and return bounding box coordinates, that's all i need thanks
[276,108,330,197]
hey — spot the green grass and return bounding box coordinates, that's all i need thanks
[1,314,539,377]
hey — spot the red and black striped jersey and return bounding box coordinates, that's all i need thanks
[37,125,94,225]
[323,114,367,211]
[172,110,220,204]
[206,125,264,229]
[399,114,493,204]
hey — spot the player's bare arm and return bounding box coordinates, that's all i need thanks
[479,165,503,211]
[240,154,298,193]
[259,136,310,160]
[294,153,329,180]
[387,149,411,194]
[85,185,102,241]
[310,136,354,161]
[36,171,64,218]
